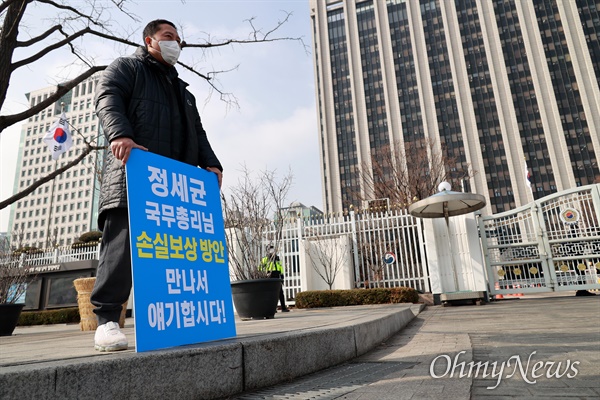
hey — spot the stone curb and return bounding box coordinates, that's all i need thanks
[0,305,423,400]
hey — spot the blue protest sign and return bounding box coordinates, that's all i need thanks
[125,149,236,352]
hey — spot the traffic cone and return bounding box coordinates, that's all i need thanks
[506,283,524,297]
[494,281,504,300]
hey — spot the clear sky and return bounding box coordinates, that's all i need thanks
[0,0,321,233]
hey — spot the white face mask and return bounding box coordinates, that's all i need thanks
[157,40,181,66]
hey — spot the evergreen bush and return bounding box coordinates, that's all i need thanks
[295,287,419,308]
[17,307,80,326]
[71,230,102,247]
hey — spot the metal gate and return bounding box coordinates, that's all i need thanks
[480,184,600,296]
[274,209,430,302]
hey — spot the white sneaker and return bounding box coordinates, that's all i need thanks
[94,321,128,352]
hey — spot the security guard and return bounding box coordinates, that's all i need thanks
[260,245,289,312]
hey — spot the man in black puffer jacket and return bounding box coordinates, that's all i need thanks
[91,19,223,352]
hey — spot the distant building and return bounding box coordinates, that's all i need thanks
[8,75,105,249]
[279,202,324,221]
[309,0,600,215]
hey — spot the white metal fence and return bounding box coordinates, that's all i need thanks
[6,186,599,303]
[0,244,100,268]
[1,210,430,302]
[480,184,600,295]
[276,209,430,301]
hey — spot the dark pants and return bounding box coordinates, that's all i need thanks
[268,270,287,309]
[279,286,286,309]
[91,208,131,325]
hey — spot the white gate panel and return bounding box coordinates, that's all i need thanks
[539,186,600,292]
[269,209,430,301]
[480,184,600,295]
[353,210,429,292]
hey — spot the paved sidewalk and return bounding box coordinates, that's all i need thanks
[1,295,598,399]
[0,304,418,367]
[237,295,600,399]
[0,303,420,399]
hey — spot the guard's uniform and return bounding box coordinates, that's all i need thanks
[260,255,288,311]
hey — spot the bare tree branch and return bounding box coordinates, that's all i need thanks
[184,11,309,54]
[12,26,138,70]
[355,138,474,210]
[222,166,293,281]
[0,0,23,16]
[2,3,304,131]
[0,66,105,133]
[176,62,241,111]
[0,254,36,303]
[15,24,61,47]
[306,234,348,289]
[36,0,107,28]
[0,142,105,210]
[0,0,27,108]
[1,1,305,216]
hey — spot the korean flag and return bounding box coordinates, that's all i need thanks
[43,112,73,160]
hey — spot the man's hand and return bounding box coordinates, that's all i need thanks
[206,166,223,188]
[111,137,148,165]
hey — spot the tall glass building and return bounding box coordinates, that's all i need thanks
[310,0,600,215]
[7,75,106,248]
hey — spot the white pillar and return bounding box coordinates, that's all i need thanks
[423,214,487,294]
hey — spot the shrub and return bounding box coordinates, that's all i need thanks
[295,287,419,308]
[12,246,43,256]
[79,231,102,243]
[389,287,420,303]
[72,231,102,247]
[17,307,80,326]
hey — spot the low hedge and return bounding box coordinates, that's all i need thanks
[17,307,80,326]
[295,287,420,308]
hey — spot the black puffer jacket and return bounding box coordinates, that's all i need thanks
[95,46,222,230]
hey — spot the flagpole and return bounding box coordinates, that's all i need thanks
[45,102,64,249]
[45,160,58,249]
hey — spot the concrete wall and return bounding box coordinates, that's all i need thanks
[301,235,354,291]
[424,214,487,294]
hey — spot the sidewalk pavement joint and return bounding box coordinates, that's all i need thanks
[0,304,420,400]
[1,294,598,400]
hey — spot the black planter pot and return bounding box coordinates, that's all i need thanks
[0,303,25,336]
[231,278,282,320]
